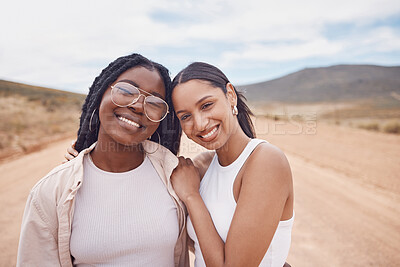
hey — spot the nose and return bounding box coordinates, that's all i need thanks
[128,95,145,113]
[193,112,208,132]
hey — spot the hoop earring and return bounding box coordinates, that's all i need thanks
[232,105,238,116]
[89,109,98,132]
[144,131,161,154]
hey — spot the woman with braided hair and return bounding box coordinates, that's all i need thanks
[17,53,189,266]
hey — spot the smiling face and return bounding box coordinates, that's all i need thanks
[97,66,166,147]
[172,79,238,150]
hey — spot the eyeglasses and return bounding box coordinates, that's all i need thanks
[111,82,169,122]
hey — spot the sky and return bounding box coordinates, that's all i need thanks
[1,0,400,94]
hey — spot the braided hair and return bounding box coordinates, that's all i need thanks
[75,53,182,155]
[172,62,256,138]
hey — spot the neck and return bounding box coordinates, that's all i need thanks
[91,137,145,173]
[216,122,251,166]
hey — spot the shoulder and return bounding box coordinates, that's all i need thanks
[30,159,80,206]
[250,141,289,167]
[144,140,179,168]
[192,151,215,178]
[244,141,292,185]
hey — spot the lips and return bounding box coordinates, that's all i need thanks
[198,125,219,142]
[115,114,142,129]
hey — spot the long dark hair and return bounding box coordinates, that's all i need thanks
[75,53,182,155]
[171,62,255,138]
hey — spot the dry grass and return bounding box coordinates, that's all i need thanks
[249,100,400,135]
[383,121,400,134]
[0,94,83,161]
[358,122,380,131]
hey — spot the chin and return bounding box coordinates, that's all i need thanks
[195,138,224,151]
[112,134,146,147]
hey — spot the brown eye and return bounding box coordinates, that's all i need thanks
[180,114,191,121]
[201,102,213,110]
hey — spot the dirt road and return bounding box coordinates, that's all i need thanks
[1,120,399,266]
[0,139,76,267]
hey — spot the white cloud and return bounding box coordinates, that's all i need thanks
[0,0,399,92]
[361,27,400,52]
[220,38,345,65]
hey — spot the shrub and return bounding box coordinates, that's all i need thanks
[383,122,400,134]
[358,122,379,131]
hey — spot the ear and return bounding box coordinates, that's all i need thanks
[225,83,237,106]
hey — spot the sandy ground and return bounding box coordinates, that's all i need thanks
[1,118,399,266]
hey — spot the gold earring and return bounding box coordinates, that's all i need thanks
[144,131,160,154]
[232,105,238,116]
[89,109,98,131]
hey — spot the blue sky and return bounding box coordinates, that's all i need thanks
[1,0,399,94]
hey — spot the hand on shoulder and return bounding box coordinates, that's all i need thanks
[171,156,201,203]
[63,140,78,163]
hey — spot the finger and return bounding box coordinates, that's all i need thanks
[71,140,76,147]
[67,146,79,156]
[64,153,74,161]
[178,156,187,165]
[185,158,194,165]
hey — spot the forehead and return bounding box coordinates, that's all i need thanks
[115,66,166,97]
[172,79,224,106]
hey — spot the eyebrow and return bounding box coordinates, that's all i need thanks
[117,79,164,99]
[176,95,213,115]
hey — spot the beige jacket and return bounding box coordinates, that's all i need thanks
[17,141,189,267]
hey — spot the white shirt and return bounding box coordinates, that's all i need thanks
[187,139,294,267]
[70,154,179,266]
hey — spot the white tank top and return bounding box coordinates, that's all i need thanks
[187,139,294,267]
[70,154,179,266]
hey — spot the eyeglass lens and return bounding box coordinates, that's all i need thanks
[111,83,168,121]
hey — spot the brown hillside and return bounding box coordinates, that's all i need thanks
[238,65,400,105]
[0,79,85,161]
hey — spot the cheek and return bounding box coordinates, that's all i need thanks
[213,104,230,122]
[147,122,160,134]
[99,103,115,128]
[180,121,193,136]
[218,107,235,132]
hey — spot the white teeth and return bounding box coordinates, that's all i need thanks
[117,116,140,128]
[201,126,217,139]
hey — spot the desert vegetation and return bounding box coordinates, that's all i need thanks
[249,101,400,135]
[0,80,85,161]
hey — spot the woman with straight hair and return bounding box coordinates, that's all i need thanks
[170,62,294,267]
[17,53,189,266]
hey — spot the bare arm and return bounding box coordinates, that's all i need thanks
[171,144,292,267]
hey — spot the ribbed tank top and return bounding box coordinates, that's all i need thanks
[187,139,294,267]
[70,154,179,266]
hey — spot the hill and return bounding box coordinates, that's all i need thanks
[0,80,86,161]
[238,65,400,105]
[0,79,84,110]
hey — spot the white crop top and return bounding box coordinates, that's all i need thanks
[187,139,294,267]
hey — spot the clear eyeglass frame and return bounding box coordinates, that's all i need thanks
[110,82,169,123]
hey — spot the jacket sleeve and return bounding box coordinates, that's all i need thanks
[176,224,190,267]
[17,191,61,267]
[187,234,195,254]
